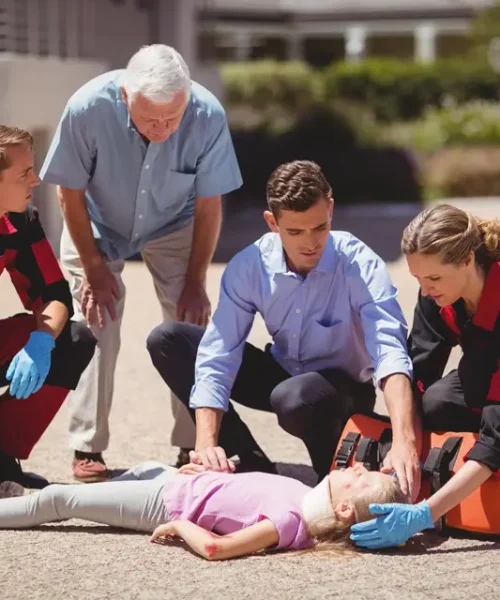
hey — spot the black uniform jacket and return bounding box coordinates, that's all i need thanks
[408,262,500,410]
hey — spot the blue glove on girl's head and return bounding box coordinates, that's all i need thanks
[350,500,435,549]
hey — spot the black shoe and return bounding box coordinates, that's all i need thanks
[0,450,49,489]
[235,450,277,475]
[174,448,193,469]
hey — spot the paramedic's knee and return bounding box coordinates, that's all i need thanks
[420,380,451,429]
[270,375,318,438]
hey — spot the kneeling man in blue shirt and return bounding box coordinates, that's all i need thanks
[148,160,421,500]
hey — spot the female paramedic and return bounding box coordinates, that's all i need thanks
[0,124,96,491]
[350,203,500,549]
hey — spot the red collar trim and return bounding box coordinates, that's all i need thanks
[473,262,500,332]
[439,305,461,336]
[0,214,17,235]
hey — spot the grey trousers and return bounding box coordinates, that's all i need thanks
[61,221,196,452]
[0,462,175,531]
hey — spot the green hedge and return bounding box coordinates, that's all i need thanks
[325,59,500,121]
[383,101,500,151]
[221,59,500,125]
[222,60,322,112]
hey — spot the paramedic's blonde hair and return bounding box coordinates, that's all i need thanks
[402,204,500,269]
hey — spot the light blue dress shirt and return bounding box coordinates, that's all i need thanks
[40,70,243,261]
[190,231,413,412]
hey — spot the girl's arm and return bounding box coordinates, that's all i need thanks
[150,519,279,561]
[427,459,493,521]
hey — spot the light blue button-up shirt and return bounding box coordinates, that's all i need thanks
[40,70,243,261]
[190,231,413,412]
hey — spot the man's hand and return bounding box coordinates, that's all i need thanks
[178,462,210,475]
[189,447,236,473]
[383,441,421,502]
[176,280,211,326]
[82,260,120,328]
[6,331,55,399]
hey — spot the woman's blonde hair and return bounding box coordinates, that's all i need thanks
[401,204,500,269]
[304,474,407,555]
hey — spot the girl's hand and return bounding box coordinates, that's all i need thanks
[150,522,178,544]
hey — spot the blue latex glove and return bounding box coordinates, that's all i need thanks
[350,500,435,549]
[6,331,55,399]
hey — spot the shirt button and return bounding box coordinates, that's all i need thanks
[145,165,150,169]
[134,233,139,238]
[292,333,297,338]
[141,189,146,194]
[138,214,143,219]
[295,367,300,372]
[296,308,301,314]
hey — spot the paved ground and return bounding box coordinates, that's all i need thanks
[1,199,500,600]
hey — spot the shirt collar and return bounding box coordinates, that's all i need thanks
[265,233,336,275]
[266,235,288,274]
[315,235,336,273]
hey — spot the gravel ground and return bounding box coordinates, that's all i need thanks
[2,198,500,600]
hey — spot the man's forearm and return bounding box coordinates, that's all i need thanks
[382,373,421,446]
[58,186,102,271]
[36,301,68,339]
[195,407,224,448]
[186,196,222,283]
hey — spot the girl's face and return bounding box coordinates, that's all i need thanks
[405,252,473,308]
[328,464,394,505]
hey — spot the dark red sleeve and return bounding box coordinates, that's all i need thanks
[6,208,74,317]
[408,292,457,397]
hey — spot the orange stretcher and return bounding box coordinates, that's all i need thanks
[330,413,500,537]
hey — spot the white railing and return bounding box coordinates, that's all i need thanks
[0,0,95,59]
[205,0,493,12]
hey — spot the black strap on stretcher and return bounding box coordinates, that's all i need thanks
[422,436,463,532]
[334,432,360,469]
[334,428,394,471]
[355,437,379,471]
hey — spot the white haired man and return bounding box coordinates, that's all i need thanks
[40,44,242,482]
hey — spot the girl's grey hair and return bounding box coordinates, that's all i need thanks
[122,44,191,103]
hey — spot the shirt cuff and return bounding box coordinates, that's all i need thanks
[375,355,413,388]
[189,380,230,412]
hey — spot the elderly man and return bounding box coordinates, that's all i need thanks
[147,161,422,501]
[40,44,242,482]
[0,124,95,494]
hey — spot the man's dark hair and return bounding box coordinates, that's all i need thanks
[266,160,332,219]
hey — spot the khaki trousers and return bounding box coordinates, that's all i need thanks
[60,221,196,453]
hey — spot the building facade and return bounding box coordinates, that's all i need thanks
[199,0,495,65]
[0,0,212,247]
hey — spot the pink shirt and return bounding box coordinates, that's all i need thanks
[163,471,313,550]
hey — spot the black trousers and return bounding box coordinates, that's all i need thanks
[0,314,96,459]
[421,370,500,472]
[0,314,96,390]
[147,321,376,478]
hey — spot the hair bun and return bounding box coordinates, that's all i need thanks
[479,218,500,254]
